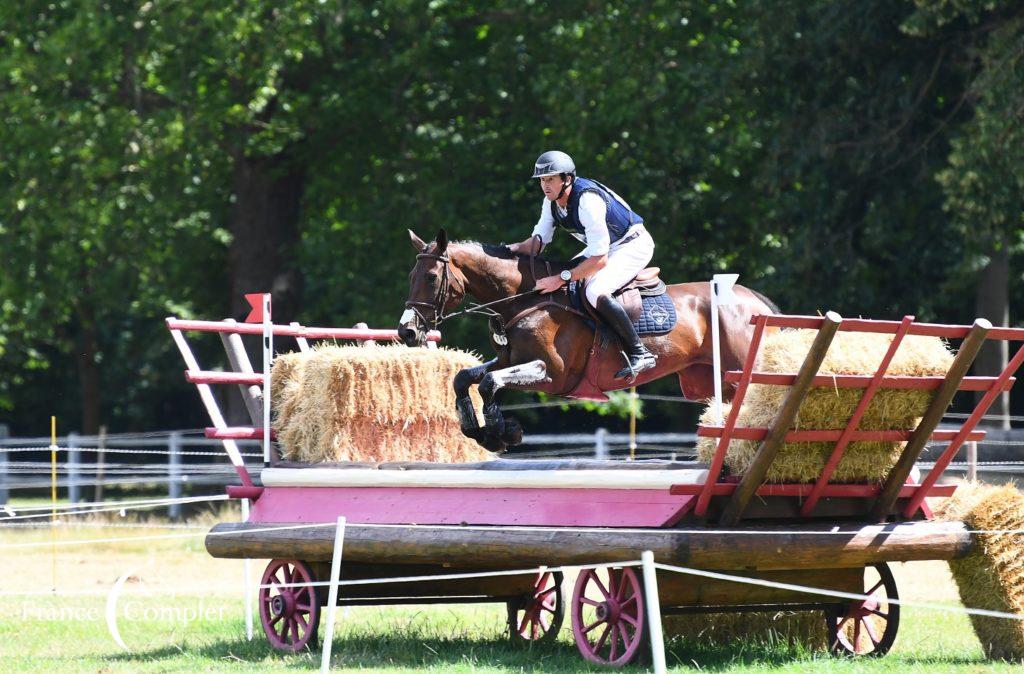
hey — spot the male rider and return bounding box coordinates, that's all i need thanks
[506,150,657,380]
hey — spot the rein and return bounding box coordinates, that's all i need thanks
[404,249,539,328]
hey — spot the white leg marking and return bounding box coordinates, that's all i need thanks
[399,309,416,325]
[490,360,548,388]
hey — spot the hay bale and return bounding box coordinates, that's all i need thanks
[271,344,493,463]
[662,611,827,649]
[936,483,1024,661]
[696,329,954,482]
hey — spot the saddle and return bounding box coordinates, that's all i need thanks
[568,267,667,324]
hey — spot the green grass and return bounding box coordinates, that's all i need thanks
[1,521,1021,672]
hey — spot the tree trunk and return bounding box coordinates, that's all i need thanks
[974,239,1010,429]
[228,152,305,323]
[75,305,101,436]
[225,151,305,424]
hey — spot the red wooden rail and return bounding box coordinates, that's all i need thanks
[698,427,985,443]
[187,370,264,385]
[722,372,1013,391]
[166,317,441,342]
[206,427,277,441]
[757,314,1024,341]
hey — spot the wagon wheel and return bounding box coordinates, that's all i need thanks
[259,559,321,652]
[571,566,647,667]
[507,570,564,644]
[827,562,900,657]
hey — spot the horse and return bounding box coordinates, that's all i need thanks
[398,228,779,453]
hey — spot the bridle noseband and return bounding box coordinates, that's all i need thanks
[404,250,464,329]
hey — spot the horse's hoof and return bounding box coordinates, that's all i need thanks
[480,433,508,454]
[500,418,523,446]
[460,426,484,442]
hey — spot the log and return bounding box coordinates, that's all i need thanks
[206,520,973,570]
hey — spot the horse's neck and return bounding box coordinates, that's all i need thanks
[454,245,542,317]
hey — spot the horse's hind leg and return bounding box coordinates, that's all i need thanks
[479,360,549,449]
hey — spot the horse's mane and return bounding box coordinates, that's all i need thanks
[454,240,564,267]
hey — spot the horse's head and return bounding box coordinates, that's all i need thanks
[398,228,466,347]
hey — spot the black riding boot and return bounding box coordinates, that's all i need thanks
[594,295,657,380]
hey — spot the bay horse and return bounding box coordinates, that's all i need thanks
[398,228,778,453]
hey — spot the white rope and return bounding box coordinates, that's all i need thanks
[655,561,1024,622]
[0,494,230,523]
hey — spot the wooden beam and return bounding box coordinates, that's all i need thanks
[718,311,842,526]
[869,318,991,521]
[205,519,974,570]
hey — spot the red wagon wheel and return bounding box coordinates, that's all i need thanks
[507,570,564,643]
[259,559,321,652]
[827,562,900,657]
[571,566,647,667]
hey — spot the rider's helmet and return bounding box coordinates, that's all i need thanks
[531,150,576,179]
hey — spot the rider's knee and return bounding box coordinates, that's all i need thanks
[586,286,611,309]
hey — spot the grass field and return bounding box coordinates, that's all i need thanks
[1,507,1021,673]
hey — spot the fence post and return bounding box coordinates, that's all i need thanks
[94,425,107,503]
[641,551,667,674]
[967,440,978,482]
[168,432,182,519]
[595,427,609,460]
[0,424,8,507]
[67,431,80,504]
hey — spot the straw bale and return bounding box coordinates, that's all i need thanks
[662,611,827,649]
[936,483,1024,661]
[696,329,954,482]
[271,344,493,463]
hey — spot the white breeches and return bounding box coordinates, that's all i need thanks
[584,226,655,307]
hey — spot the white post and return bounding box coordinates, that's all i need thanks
[262,294,273,467]
[320,516,347,674]
[241,498,253,640]
[595,427,608,460]
[0,424,8,507]
[168,432,182,519]
[67,432,80,504]
[710,273,740,425]
[967,440,978,482]
[640,551,667,674]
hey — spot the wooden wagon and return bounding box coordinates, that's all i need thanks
[168,310,1024,667]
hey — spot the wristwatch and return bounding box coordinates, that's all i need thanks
[559,269,573,283]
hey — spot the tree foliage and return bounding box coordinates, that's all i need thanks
[0,0,1021,433]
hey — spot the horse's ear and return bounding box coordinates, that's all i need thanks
[408,229,427,252]
[436,228,448,253]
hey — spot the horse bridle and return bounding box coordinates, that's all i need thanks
[404,250,465,329]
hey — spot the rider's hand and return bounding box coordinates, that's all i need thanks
[536,275,565,294]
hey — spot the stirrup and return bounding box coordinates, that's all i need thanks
[615,351,657,381]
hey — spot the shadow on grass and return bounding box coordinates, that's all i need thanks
[104,633,652,672]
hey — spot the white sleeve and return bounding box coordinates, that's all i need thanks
[579,192,610,257]
[531,199,555,245]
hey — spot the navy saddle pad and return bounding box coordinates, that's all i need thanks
[567,282,677,335]
[634,292,677,335]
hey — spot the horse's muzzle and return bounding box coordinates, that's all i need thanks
[397,309,427,347]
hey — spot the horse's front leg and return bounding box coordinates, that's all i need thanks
[479,359,549,448]
[453,359,497,443]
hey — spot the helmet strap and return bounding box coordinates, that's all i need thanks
[556,173,573,200]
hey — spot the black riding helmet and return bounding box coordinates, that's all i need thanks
[532,150,576,199]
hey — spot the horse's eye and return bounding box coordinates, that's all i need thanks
[426,273,438,286]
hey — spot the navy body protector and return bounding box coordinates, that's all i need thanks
[550,177,643,246]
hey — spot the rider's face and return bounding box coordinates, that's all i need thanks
[539,175,565,201]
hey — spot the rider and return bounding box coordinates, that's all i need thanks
[507,150,657,380]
